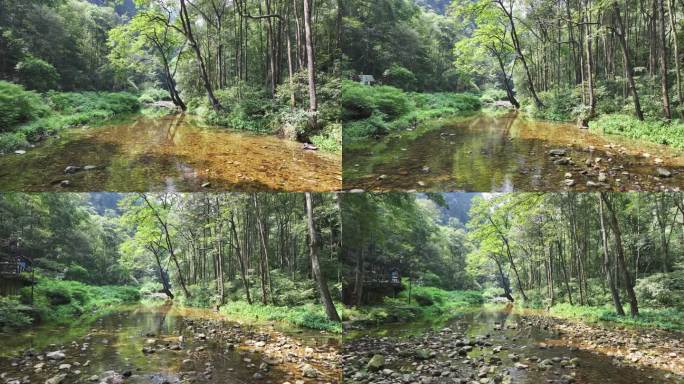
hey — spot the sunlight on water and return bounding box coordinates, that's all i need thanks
[0,114,341,192]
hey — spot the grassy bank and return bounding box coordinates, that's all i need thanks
[186,74,342,153]
[342,285,484,326]
[0,81,140,153]
[589,114,684,149]
[544,303,684,332]
[514,88,684,148]
[0,276,140,332]
[141,278,343,333]
[342,80,482,142]
[218,301,342,333]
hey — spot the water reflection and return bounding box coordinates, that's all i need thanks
[0,114,341,191]
[343,114,684,191]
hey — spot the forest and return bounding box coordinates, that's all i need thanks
[341,192,684,383]
[0,192,341,382]
[0,192,341,329]
[341,0,684,192]
[0,0,341,191]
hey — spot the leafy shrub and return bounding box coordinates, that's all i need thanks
[0,297,33,331]
[529,88,581,122]
[278,107,315,140]
[192,85,275,132]
[311,123,342,153]
[65,264,90,283]
[341,81,376,121]
[0,81,49,132]
[47,91,139,115]
[550,303,684,332]
[383,64,417,91]
[139,280,163,296]
[589,114,684,148]
[414,293,434,306]
[635,271,684,309]
[138,94,155,104]
[0,132,29,152]
[111,286,141,303]
[140,88,170,102]
[373,86,412,119]
[480,88,507,104]
[220,301,342,333]
[18,277,140,325]
[42,285,72,305]
[15,56,60,92]
[179,283,218,308]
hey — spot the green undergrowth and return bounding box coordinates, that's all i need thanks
[342,80,481,141]
[219,301,342,333]
[186,73,341,152]
[547,303,684,332]
[0,81,140,153]
[11,276,140,328]
[342,285,484,326]
[590,114,684,149]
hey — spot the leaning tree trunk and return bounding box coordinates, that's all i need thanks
[488,216,528,301]
[179,0,222,110]
[492,255,515,302]
[494,52,520,108]
[150,246,174,299]
[305,193,340,322]
[498,0,544,108]
[657,0,672,119]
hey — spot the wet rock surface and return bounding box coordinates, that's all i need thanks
[0,305,340,384]
[343,306,683,384]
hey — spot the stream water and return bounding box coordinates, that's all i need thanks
[343,113,684,192]
[0,304,341,383]
[343,305,683,384]
[0,114,342,192]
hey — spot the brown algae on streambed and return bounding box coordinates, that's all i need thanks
[343,113,684,192]
[343,305,683,384]
[0,114,342,192]
[0,304,340,383]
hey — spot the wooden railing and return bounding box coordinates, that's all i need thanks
[0,261,28,277]
[363,272,402,286]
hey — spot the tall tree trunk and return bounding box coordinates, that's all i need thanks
[494,51,520,108]
[229,213,252,304]
[600,193,639,317]
[497,0,544,108]
[302,0,318,130]
[488,216,528,301]
[141,194,191,298]
[492,254,515,302]
[667,0,682,107]
[286,16,296,107]
[598,193,625,316]
[583,0,596,118]
[305,193,340,322]
[354,248,364,306]
[613,3,645,120]
[657,0,672,119]
[149,245,174,299]
[179,0,222,110]
[253,194,274,305]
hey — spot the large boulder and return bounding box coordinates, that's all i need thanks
[46,351,66,361]
[366,354,385,371]
[45,374,67,384]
